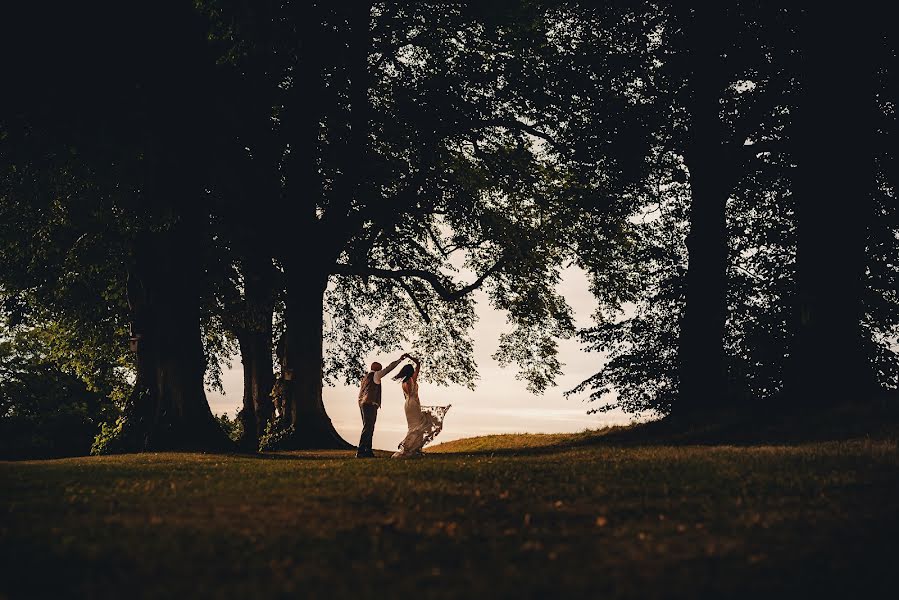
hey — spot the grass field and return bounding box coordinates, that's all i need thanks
[2,427,898,599]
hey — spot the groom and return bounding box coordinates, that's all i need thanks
[356,353,407,458]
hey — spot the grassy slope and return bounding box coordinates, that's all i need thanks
[2,429,898,599]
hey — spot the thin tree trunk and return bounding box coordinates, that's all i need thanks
[676,5,734,415]
[788,6,879,404]
[235,254,277,451]
[237,329,275,450]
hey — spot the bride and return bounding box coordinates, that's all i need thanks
[391,355,450,458]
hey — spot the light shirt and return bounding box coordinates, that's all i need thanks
[372,357,404,385]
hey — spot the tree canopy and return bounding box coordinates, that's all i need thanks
[1,2,895,456]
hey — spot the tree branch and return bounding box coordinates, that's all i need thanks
[472,118,560,149]
[425,226,450,258]
[396,280,431,324]
[331,251,507,302]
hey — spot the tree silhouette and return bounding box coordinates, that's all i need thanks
[568,3,800,415]
[4,2,609,451]
[570,4,897,418]
[2,2,234,451]
[2,3,895,454]
[202,2,593,449]
[788,5,886,404]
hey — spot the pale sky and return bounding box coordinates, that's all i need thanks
[207,266,635,451]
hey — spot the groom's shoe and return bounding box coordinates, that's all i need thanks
[355,450,375,458]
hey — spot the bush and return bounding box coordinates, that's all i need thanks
[1,338,114,459]
[215,411,243,443]
[90,414,130,455]
[258,419,295,451]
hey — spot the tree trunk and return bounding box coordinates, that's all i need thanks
[235,254,277,451]
[126,230,234,452]
[237,329,275,451]
[262,5,361,451]
[676,5,734,415]
[788,6,879,404]
[278,269,352,449]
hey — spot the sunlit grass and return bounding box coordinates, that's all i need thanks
[2,431,897,599]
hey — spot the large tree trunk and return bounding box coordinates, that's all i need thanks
[125,229,233,452]
[676,6,734,415]
[262,5,361,451]
[277,270,352,450]
[788,7,879,404]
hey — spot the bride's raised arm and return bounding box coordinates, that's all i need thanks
[410,355,421,381]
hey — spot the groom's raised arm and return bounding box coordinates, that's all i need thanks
[373,354,405,384]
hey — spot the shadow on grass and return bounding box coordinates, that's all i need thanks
[233,450,363,461]
[430,394,899,458]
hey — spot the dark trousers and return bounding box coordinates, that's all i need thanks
[357,403,378,455]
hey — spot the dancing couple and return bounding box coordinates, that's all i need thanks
[356,353,451,458]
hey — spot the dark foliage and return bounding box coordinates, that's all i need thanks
[0,328,114,459]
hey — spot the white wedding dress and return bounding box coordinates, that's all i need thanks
[392,377,450,458]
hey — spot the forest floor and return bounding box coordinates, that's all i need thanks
[2,411,898,599]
